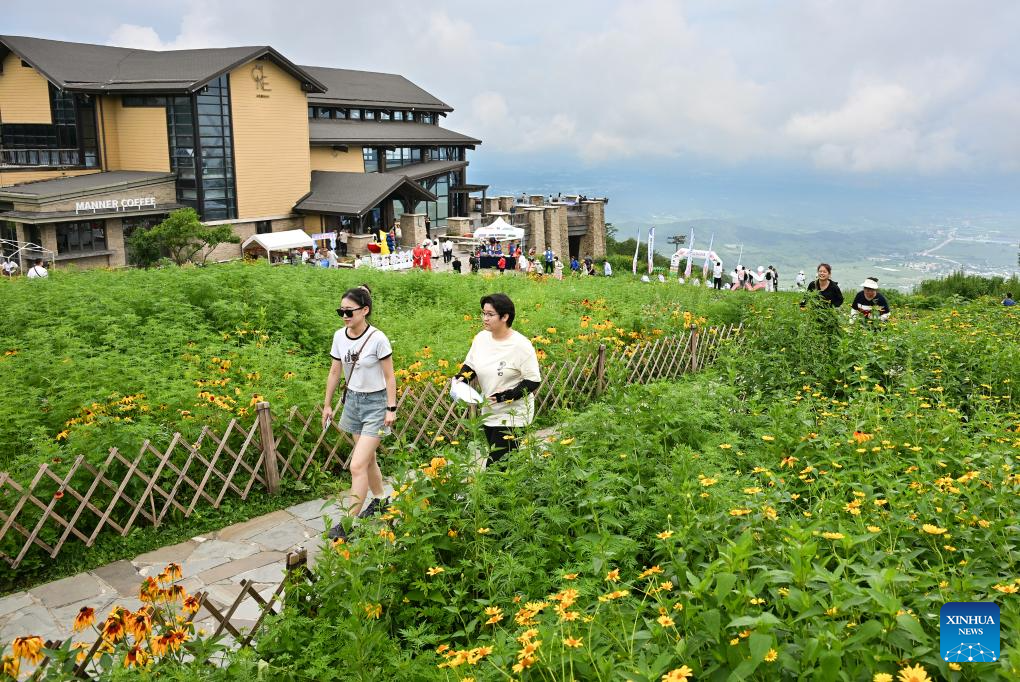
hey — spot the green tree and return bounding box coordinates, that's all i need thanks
[126,208,240,267]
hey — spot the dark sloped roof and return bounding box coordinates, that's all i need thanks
[309,120,480,146]
[294,171,436,217]
[0,35,326,93]
[384,159,468,181]
[0,171,175,200]
[302,65,451,111]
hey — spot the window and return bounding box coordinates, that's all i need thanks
[377,110,390,121]
[384,147,422,168]
[56,221,107,255]
[315,107,333,119]
[124,95,168,107]
[420,113,434,125]
[392,111,403,122]
[363,147,379,173]
[364,109,376,120]
[1,221,16,258]
[349,109,361,120]
[0,85,98,167]
[256,220,272,234]
[334,108,347,120]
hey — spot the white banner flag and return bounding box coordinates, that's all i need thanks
[702,234,714,279]
[632,229,642,275]
[684,229,695,277]
[646,227,656,275]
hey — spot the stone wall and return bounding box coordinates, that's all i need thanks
[544,205,569,260]
[446,216,470,236]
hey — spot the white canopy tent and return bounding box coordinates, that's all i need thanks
[241,230,315,254]
[473,217,525,242]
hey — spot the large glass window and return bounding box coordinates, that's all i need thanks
[1,221,17,258]
[384,147,423,168]
[165,76,237,220]
[0,86,98,167]
[420,112,434,125]
[363,147,379,173]
[56,221,107,255]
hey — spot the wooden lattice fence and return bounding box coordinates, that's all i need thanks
[0,324,741,569]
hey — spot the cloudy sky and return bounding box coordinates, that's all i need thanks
[6,0,1020,225]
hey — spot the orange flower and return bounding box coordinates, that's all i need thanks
[124,643,150,668]
[605,568,620,582]
[182,595,201,615]
[562,636,583,648]
[127,610,152,640]
[139,576,159,603]
[102,616,125,643]
[73,606,95,632]
[852,431,873,443]
[2,654,20,678]
[897,663,931,682]
[164,562,183,581]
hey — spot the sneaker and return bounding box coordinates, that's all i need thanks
[328,523,348,542]
[358,497,389,519]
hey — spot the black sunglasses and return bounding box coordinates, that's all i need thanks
[336,306,365,319]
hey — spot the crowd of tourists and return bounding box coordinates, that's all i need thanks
[321,285,539,541]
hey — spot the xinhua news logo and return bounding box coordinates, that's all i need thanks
[940,602,999,663]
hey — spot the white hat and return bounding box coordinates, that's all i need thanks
[757,266,764,273]
[861,278,879,289]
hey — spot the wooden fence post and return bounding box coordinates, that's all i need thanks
[689,328,700,372]
[255,402,280,494]
[595,343,607,396]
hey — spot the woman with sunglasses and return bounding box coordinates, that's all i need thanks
[321,285,397,540]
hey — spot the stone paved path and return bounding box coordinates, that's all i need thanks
[0,493,363,647]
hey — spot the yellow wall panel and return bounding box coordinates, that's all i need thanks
[309,146,364,173]
[0,168,99,188]
[98,96,120,170]
[100,98,170,172]
[230,59,311,219]
[0,52,52,124]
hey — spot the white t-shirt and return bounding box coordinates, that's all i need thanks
[330,326,393,393]
[3,261,18,274]
[463,329,541,427]
[27,265,48,278]
[713,263,723,278]
[604,262,613,276]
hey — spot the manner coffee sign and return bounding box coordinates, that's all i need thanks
[74,197,157,213]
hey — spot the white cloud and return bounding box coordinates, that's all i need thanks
[62,0,1017,176]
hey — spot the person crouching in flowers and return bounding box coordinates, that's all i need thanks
[321,285,397,541]
[453,293,541,466]
[849,278,890,323]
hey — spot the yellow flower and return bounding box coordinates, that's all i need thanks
[821,532,845,540]
[563,573,579,580]
[761,435,775,441]
[12,636,44,664]
[896,663,931,682]
[657,530,674,540]
[638,565,664,579]
[765,648,778,662]
[476,527,490,534]
[921,524,948,535]
[124,644,150,669]
[427,566,445,576]
[729,508,753,516]
[992,583,1019,594]
[867,525,882,533]
[562,636,583,648]
[605,568,620,582]
[74,606,96,632]
[2,655,20,678]
[662,666,694,682]
[657,615,675,627]
[873,674,893,682]
[559,438,575,445]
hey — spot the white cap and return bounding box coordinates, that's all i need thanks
[862,278,879,290]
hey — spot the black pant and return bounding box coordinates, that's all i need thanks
[544,261,553,274]
[713,277,722,289]
[444,252,452,263]
[483,425,519,465]
[339,242,347,256]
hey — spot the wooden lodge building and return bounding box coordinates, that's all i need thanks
[0,34,495,268]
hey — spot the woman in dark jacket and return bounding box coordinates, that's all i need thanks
[804,263,843,307]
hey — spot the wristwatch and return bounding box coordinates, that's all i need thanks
[386,405,397,412]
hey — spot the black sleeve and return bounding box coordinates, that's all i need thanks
[491,379,541,403]
[851,291,865,311]
[457,364,476,381]
[877,293,890,314]
[831,284,844,308]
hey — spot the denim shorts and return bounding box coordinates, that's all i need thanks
[338,389,390,437]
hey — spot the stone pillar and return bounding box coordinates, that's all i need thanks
[446,216,470,237]
[399,213,427,248]
[40,224,58,255]
[523,207,545,254]
[498,195,514,213]
[106,218,127,267]
[544,204,568,260]
[347,233,374,256]
[579,200,607,259]
[528,194,544,206]
[482,197,500,215]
